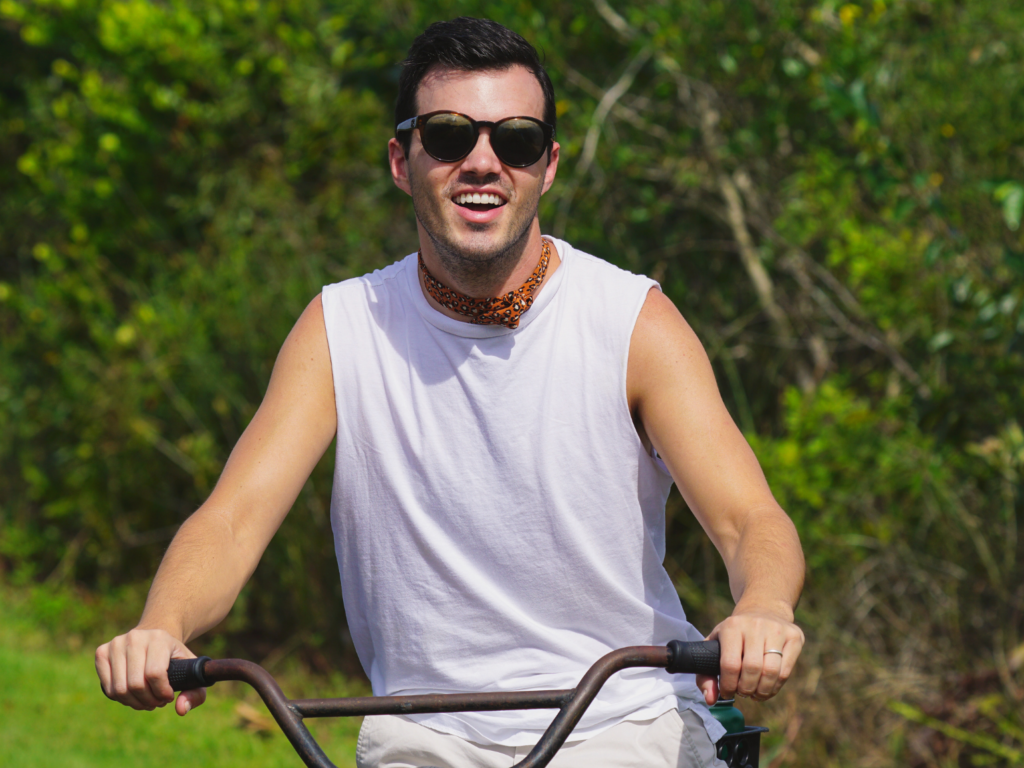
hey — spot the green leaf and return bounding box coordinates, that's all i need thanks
[928,330,954,352]
[994,182,1024,231]
[889,701,1024,764]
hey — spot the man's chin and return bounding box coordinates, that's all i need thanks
[440,229,516,264]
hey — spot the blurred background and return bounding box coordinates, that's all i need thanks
[2,1,1023,765]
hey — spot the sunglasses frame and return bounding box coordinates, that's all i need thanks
[395,110,555,168]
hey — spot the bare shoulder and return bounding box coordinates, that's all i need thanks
[285,293,328,354]
[270,293,331,381]
[254,292,335,440]
[627,287,718,412]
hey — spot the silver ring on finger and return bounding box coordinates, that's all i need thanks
[764,649,784,656]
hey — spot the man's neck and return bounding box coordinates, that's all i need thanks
[417,225,561,323]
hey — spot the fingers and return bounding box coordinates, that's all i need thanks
[107,633,146,710]
[735,635,766,700]
[126,631,168,709]
[95,628,195,712]
[144,640,177,705]
[706,613,805,703]
[769,633,802,698]
[752,633,786,700]
[714,624,744,700]
[95,641,113,699]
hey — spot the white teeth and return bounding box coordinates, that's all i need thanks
[455,193,504,206]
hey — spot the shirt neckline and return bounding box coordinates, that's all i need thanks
[407,237,570,338]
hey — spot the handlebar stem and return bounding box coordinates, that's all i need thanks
[512,646,671,768]
[203,659,336,768]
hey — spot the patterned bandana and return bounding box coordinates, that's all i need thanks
[419,239,551,330]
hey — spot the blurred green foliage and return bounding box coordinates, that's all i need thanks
[2,1,1023,765]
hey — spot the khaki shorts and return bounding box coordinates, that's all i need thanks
[355,707,727,768]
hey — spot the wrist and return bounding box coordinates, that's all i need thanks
[135,617,187,643]
[732,597,796,623]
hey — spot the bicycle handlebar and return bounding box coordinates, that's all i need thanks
[168,640,720,768]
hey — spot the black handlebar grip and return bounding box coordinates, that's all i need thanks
[665,640,720,676]
[167,656,212,691]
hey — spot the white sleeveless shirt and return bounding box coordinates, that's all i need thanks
[321,237,724,747]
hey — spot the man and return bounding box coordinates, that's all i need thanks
[96,17,804,768]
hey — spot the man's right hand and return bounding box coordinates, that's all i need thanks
[95,628,207,715]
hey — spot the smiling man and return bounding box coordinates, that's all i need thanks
[96,17,805,768]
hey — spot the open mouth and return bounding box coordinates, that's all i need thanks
[453,192,507,212]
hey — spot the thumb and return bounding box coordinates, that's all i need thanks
[170,637,197,661]
[696,674,718,706]
[169,641,205,716]
[175,687,207,716]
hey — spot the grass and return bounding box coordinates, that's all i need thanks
[14,579,1022,768]
[0,592,361,768]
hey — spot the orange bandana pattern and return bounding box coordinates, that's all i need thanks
[419,239,551,330]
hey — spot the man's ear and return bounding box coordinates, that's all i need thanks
[388,138,413,196]
[541,141,560,195]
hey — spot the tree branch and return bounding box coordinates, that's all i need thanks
[554,46,651,238]
[592,0,636,40]
[781,253,932,398]
[675,73,816,391]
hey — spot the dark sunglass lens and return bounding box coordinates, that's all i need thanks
[493,119,547,167]
[421,114,476,162]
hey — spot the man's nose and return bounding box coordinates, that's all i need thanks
[459,128,503,176]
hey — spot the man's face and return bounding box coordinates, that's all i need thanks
[388,65,560,266]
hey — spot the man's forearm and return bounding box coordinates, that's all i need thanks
[136,504,257,642]
[725,504,805,619]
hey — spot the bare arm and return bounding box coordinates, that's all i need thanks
[627,287,805,703]
[96,294,336,714]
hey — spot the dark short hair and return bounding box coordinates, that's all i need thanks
[395,17,557,156]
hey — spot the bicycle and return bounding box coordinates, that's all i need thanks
[168,639,768,768]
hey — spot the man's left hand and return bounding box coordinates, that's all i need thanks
[695,608,805,704]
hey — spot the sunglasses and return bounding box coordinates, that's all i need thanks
[396,111,555,168]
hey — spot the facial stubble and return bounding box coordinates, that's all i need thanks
[408,168,545,297]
